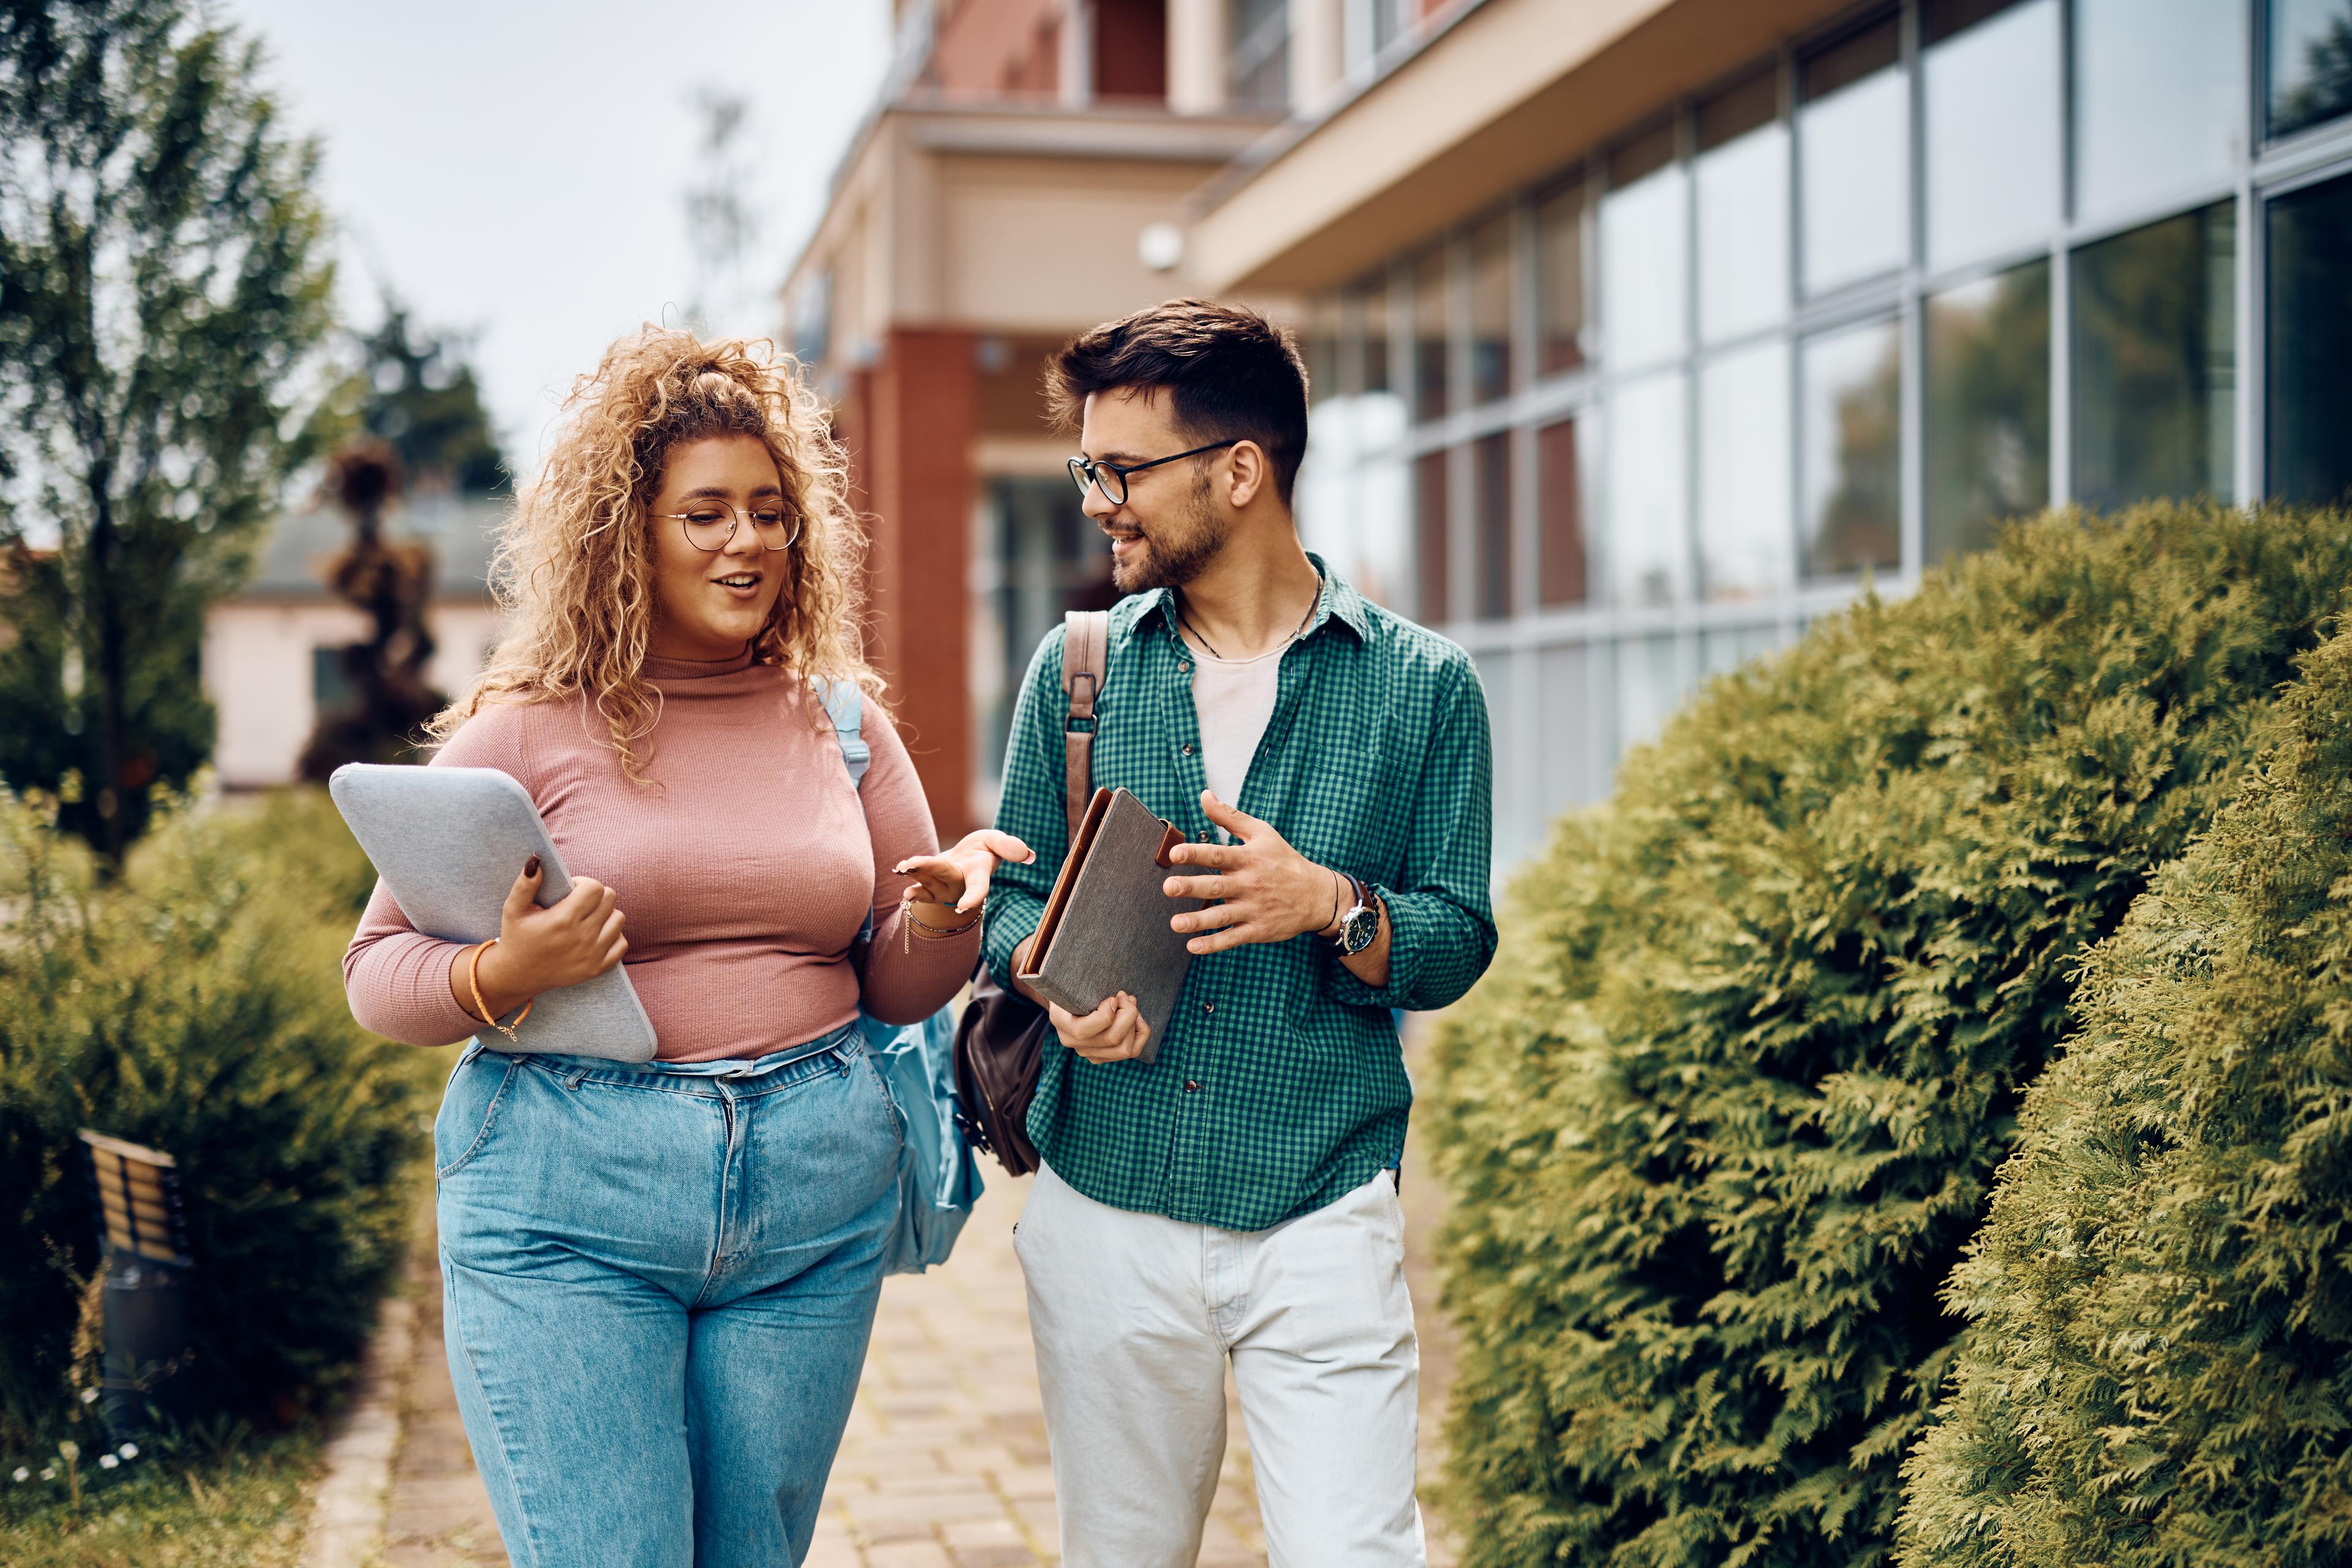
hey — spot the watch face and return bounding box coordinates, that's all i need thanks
[1341,905,1379,955]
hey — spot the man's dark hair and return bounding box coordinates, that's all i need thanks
[1045,298,1311,508]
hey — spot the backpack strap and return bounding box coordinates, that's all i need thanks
[1061,609,1108,839]
[813,676,870,791]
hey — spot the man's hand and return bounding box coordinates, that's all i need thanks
[1159,790,1347,956]
[1049,992,1151,1063]
[453,857,627,1020]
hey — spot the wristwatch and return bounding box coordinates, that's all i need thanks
[1333,873,1380,957]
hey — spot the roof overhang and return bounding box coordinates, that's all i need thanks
[1184,0,1859,295]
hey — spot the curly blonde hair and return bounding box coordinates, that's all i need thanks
[428,328,873,777]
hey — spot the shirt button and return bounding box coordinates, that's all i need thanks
[1183,1080,1200,1094]
[1202,1001,1215,1014]
[1180,743,1194,756]
[1178,662,1192,675]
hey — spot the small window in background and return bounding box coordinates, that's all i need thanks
[1412,247,1451,423]
[1535,182,1586,376]
[2071,202,2236,513]
[2267,171,2352,503]
[1348,279,1393,396]
[1600,122,1690,369]
[1799,13,1908,295]
[1469,215,1515,405]
[1414,448,1450,625]
[1800,318,1904,578]
[1473,432,1512,619]
[2269,0,2352,139]
[1302,293,1344,407]
[2074,0,2245,221]
[1615,633,1688,755]
[1537,418,1587,606]
[1923,0,2060,271]
[1228,0,1291,111]
[1698,340,1795,601]
[1605,371,1690,607]
[1697,66,1789,343]
[1925,258,2051,564]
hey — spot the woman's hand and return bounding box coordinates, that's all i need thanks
[894,830,1035,915]
[450,856,628,1020]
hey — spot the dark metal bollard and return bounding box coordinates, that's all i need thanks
[79,1131,194,1439]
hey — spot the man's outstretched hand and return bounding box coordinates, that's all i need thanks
[1159,790,1345,956]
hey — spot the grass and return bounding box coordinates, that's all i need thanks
[0,1419,323,1567]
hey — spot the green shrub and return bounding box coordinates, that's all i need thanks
[1896,628,2352,1568]
[1426,500,2352,1567]
[0,786,426,1444]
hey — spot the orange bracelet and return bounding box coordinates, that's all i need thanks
[466,938,533,1043]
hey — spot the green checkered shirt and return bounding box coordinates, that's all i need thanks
[982,557,1496,1231]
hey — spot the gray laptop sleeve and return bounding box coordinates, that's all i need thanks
[328,763,658,1062]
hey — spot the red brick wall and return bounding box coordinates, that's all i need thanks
[932,0,1063,96]
[856,329,979,841]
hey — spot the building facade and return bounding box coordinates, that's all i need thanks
[203,497,503,788]
[797,0,2352,867]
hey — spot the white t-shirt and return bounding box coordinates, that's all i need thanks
[1188,637,1285,838]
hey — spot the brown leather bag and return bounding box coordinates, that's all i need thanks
[954,609,1108,1176]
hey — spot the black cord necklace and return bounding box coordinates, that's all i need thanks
[1178,587,1317,663]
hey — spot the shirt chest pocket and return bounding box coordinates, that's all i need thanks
[1272,733,1406,872]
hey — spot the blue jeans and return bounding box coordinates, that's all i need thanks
[432,1022,902,1567]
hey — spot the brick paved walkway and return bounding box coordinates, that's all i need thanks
[370,1138,1459,1565]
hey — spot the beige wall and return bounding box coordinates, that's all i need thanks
[941,155,1220,330]
[203,601,502,788]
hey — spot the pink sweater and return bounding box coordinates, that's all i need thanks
[341,650,977,1061]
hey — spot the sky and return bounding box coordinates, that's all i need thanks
[220,0,895,472]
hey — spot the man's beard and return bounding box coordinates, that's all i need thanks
[1109,475,1229,593]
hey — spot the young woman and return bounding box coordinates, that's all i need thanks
[342,329,1027,1567]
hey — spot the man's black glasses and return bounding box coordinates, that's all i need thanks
[1067,439,1240,507]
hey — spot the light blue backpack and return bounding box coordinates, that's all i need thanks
[814,678,986,1275]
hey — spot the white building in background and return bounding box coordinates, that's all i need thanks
[202,496,505,788]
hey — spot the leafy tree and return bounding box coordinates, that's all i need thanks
[351,296,505,496]
[1898,627,2352,1568]
[0,0,335,864]
[1427,500,2352,1568]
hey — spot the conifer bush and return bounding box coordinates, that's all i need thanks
[0,789,425,1444]
[1896,628,2352,1568]
[1425,500,2352,1567]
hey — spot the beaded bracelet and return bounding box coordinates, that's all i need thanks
[900,889,982,953]
[465,938,534,1042]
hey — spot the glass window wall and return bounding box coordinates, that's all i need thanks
[1605,371,1690,608]
[2076,0,2247,219]
[1697,70,1790,343]
[2270,0,2352,138]
[1800,15,1909,293]
[1280,0,2350,872]
[1923,0,2062,271]
[2266,171,2352,503]
[1601,125,1690,368]
[1698,341,1795,600]
[2071,202,2236,511]
[1925,258,2050,562]
[1537,182,1587,376]
[1801,319,1904,578]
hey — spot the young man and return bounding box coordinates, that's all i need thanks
[982,298,1496,1565]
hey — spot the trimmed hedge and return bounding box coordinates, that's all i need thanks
[1896,628,2352,1568]
[1426,500,2352,1567]
[0,789,427,1442]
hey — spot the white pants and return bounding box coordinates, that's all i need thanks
[1014,1164,1427,1567]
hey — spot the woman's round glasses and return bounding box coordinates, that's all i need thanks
[655,499,802,552]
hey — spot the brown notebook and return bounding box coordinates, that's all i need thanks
[1017,787,1201,1064]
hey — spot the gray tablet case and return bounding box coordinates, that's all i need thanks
[328,763,658,1063]
[1016,787,1200,1064]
